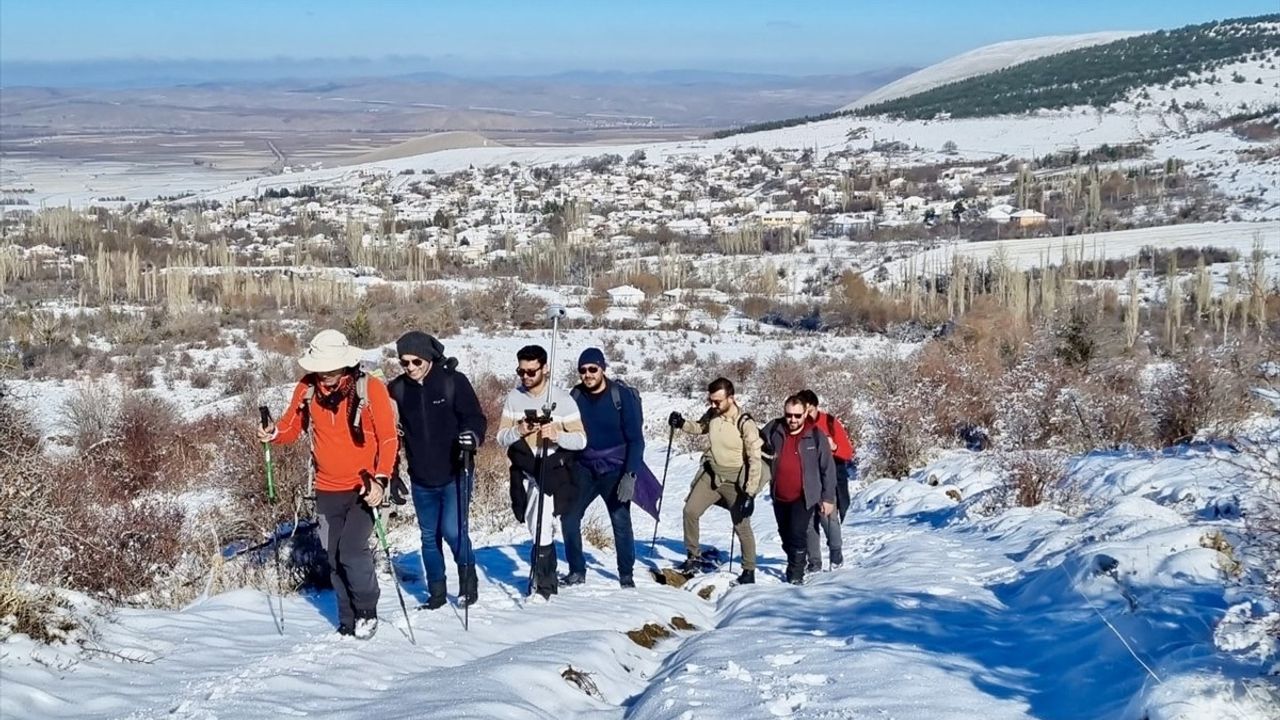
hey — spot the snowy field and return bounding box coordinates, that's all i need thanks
[3,428,1275,719]
[878,220,1280,278]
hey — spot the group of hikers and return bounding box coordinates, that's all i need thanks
[257,329,856,640]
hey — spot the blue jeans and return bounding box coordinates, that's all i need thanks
[562,464,635,579]
[410,478,474,584]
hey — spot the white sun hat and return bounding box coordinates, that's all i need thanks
[298,329,364,373]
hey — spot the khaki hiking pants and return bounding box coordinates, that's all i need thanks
[682,461,756,570]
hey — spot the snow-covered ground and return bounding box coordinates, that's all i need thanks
[4,428,1276,719]
[877,220,1280,280]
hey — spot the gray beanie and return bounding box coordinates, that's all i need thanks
[396,331,445,362]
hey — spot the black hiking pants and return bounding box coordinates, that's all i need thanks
[316,489,380,628]
[772,498,812,559]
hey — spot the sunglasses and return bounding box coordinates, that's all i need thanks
[784,412,805,419]
[399,357,426,368]
[516,367,542,378]
[578,365,602,375]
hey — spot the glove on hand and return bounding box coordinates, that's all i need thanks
[667,411,684,429]
[457,430,479,453]
[616,472,636,503]
[389,476,409,506]
[734,492,755,519]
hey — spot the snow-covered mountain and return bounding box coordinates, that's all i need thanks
[839,31,1142,111]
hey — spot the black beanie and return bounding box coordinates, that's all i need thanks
[396,331,445,362]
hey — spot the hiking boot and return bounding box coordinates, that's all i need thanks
[424,579,448,610]
[807,560,823,573]
[337,623,355,637]
[560,571,586,586]
[353,617,378,640]
[534,545,559,599]
[735,569,755,585]
[619,575,635,588]
[830,561,843,571]
[458,565,479,607]
[830,549,844,567]
[786,551,806,585]
[677,554,700,575]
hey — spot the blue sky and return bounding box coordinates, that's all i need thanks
[1,0,1276,74]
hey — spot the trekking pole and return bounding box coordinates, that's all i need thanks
[373,511,417,645]
[457,447,474,631]
[259,406,285,634]
[649,425,676,552]
[526,304,565,598]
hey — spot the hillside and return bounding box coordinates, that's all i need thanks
[855,15,1280,119]
[839,31,1141,111]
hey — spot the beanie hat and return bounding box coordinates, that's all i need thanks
[396,331,445,362]
[577,347,608,370]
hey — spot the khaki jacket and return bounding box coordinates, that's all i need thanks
[680,402,763,495]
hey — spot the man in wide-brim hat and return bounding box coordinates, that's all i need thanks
[258,329,399,640]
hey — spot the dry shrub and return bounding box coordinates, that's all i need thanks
[250,322,301,356]
[1070,358,1153,449]
[854,353,930,479]
[468,371,521,532]
[826,271,915,332]
[581,514,613,550]
[1144,346,1256,446]
[991,449,1077,511]
[915,340,999,443]
[994,350,1076,450]
[61,378,123,451]
[0,571,72,643]
[751,354,808,416]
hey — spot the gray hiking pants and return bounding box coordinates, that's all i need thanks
[806,507,843,569]
[316,489,380,628]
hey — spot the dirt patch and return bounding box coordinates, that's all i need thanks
[626,622,673,649]
[670,616,697,631]
[697,585,716,601]
[648,568,690,588]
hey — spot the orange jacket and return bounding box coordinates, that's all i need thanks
[273,374,398,492]
[809,410,855,463]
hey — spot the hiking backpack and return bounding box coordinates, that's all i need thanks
[570,377,644,426]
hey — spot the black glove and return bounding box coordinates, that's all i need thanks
[734,492,755,519]
[457,430,479,453]
[668,411,685,429]
[389,476,409,506]
[616,472,636,503]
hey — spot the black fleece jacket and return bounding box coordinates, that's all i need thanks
[390,368,487,487]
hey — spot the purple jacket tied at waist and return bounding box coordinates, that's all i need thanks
[578,445,663,520]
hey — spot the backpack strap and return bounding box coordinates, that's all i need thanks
[609,383,623,413]
[826,413,836,438]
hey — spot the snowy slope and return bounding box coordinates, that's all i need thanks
[877,220,1280,279]
[840,31,1143,111]
[3,420,1277,719]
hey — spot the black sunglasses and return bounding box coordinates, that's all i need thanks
[578,365,602,375]
[516,367,542,378]
[784,412,805,419]
[399,357,425,368]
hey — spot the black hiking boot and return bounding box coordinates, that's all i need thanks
[677,554,701,575]
[337,623,355,636]
[458,565,478,608]
[534,546,559,599]
[560,571,586,586]
[788,552,807,586]
[423,579,448,610]
[619,575,635,588]
[735,569,755,585]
